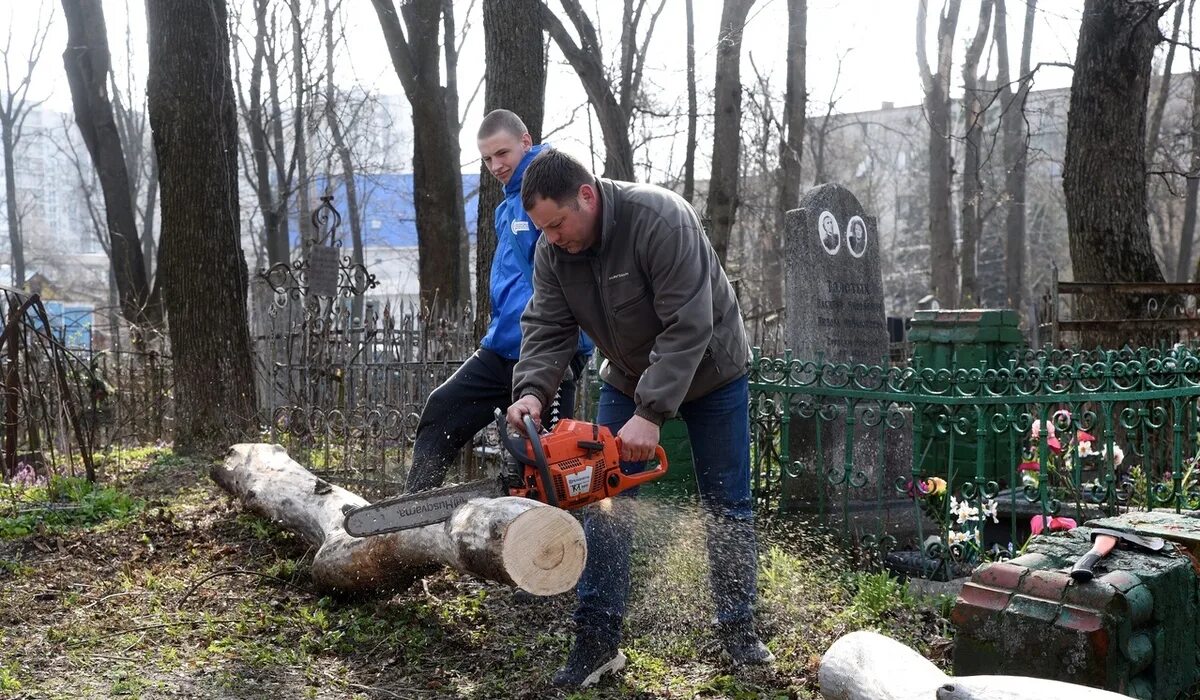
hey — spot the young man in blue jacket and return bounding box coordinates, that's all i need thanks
[405,110,592,493]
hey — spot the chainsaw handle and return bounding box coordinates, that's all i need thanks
[607,442,669,495]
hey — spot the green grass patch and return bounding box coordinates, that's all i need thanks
[0,476,142,538]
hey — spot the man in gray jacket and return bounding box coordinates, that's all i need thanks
[505,148,772,689]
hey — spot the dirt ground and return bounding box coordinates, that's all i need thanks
[0,449,950,699]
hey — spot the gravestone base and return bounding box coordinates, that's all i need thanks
[952,514,1200,699]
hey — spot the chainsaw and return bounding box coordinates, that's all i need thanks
[342,409,669,536]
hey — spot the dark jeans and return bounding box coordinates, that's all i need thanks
[405,348,582,493]
[575,376,758,646]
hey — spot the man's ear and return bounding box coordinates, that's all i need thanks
[521,132,533,150]
[578,183,599,212]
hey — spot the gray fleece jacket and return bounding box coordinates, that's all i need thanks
[512,178,749,425]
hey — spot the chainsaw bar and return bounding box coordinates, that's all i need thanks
[342,478,503,536]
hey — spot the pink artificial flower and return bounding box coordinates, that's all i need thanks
[1019,460,1042,473]
[1029,515,1077,536]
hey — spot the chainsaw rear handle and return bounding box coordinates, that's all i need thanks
[607,442,669,496]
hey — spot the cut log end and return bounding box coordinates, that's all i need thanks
[501,506,587,596]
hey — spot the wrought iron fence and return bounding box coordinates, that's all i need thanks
[748,344,1200,579]
[0,288,96,483]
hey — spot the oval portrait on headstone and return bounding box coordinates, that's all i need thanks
[846,215,867,258]
[818,210,841,255]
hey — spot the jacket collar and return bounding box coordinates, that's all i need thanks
[504,142,549,197]
[595,178,618,256]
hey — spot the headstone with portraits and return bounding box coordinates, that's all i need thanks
[779,183,910,516]
[784,183,887,364]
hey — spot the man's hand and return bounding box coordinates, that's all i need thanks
[506,395,544,432]
[617,415,660,462]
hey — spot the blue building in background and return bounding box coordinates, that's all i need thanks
[298,173,482,248]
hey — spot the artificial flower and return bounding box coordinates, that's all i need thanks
[924,476,947,496]
[952,498,979,525]
[1029,515,1077,535]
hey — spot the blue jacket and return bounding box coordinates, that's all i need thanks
[481,143,593,361]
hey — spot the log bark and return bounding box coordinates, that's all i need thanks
[819,630,1131,700]
[214,443,587,595]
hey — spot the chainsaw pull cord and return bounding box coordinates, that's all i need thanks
[523,413,559,508]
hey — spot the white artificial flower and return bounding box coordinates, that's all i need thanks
[953,498,979,525]
[1077,441,1094,458]
[948,530,970,545]
[981,499,999,524]
[1101,444,1125,467]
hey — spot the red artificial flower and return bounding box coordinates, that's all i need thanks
[1029,515,1077,536]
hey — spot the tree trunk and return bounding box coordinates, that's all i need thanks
[477,0,547,341]
[0,119,22,288]
[146,0,259,454]
[371,0,469,309]
[682,0,697,203]
[819,630,1131,700]
[995,0,1036,312]
[767,0,805,311]
[958,0,992,307]
[240,0,291,268]
[214,443,587,595]
[142,153,159,281]
[1063,0,1168,346]
[1146,0,1185,165]
[442,0,471,306]
[917,0,962,307]
[538,0,636,180]
[290,0,311,247]
[705,0,757,266]
[61,0,158,328]
[1184,66,1200,282]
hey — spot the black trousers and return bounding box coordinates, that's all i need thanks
[405,348,582,492]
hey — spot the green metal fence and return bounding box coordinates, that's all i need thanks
[748,345,1200,576]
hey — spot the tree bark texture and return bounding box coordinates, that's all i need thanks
[62,0,158,328]
[289,0,311,248]
[476,0,547,342]
[323,0,366,324]
[705,0,757,267]
[146,0,258,454]
[766,0,806,311]
[371,0,469,309]
[1,119,22,288]
[214,443,587,595]
[682,0,699,204]
[818,630,1131,700]
[917,0,962,306]
[958,0,992,307]
[1146,0,1184,166]
[539,1,635,180]
[995,0,1036,312]
[1183,66,1200,282]
[1062,0,1168,345]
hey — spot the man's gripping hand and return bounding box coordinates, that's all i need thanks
[617,415,660,463]
[506,395,544,432]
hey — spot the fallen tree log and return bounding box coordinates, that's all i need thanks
[819,631,1131,700]
[212,443,587,595]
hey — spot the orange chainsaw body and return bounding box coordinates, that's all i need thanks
[507,418,668,509]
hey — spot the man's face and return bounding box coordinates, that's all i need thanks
[526,185,600,255]
[477,130,532,185]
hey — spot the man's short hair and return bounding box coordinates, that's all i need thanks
[520,148,595,211]
[477,109,528,140]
